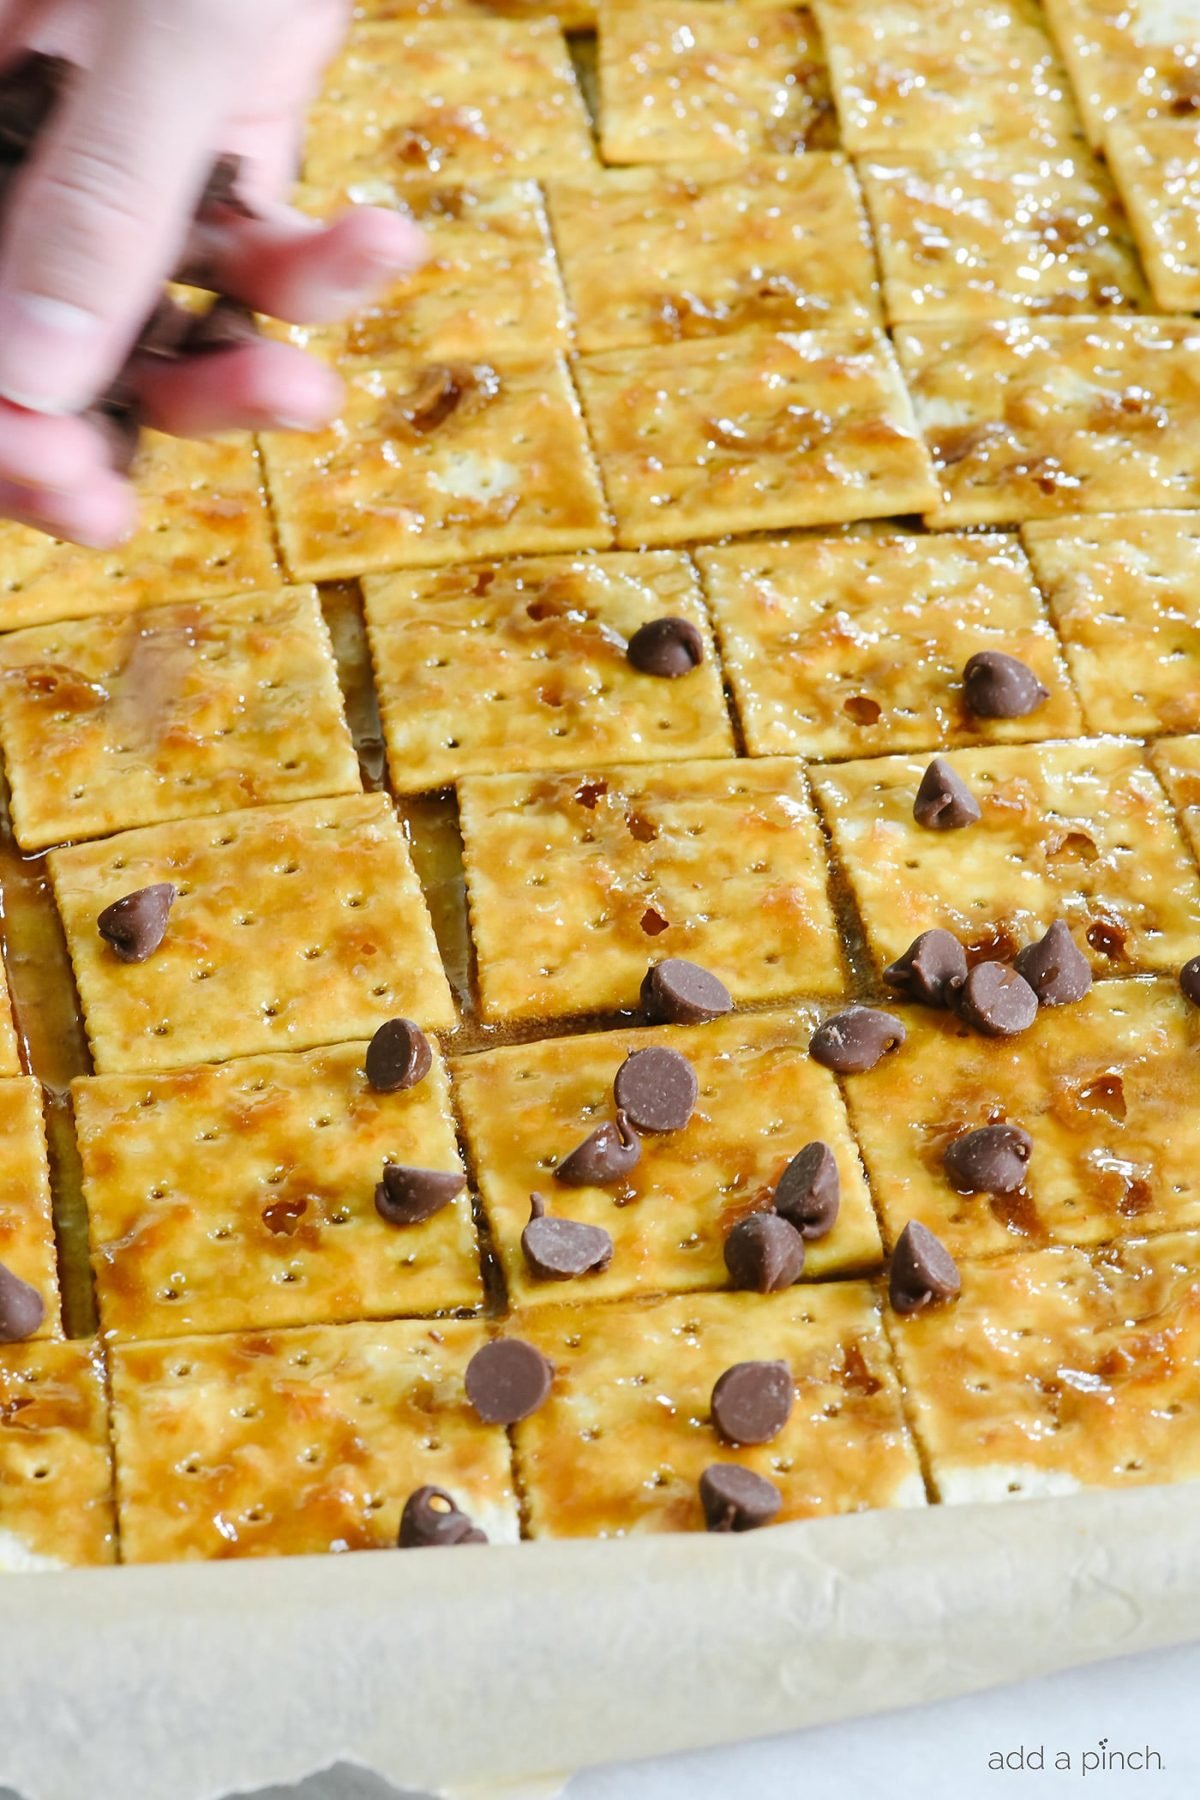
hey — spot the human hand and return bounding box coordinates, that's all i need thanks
[0,0,428,545]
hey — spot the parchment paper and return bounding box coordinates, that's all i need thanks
[1,1483,1196,1800]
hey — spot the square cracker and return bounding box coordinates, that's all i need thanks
[699,532,1082,761]
[845,978,1200,1263]
[0,1078,60,1339]
[0,585,360,853]
[598,3,836,165]
[814,0,1084,154]
[0,1340,114,1567]
[304,20,595,186]
[363,551,733,793]
[812,738,1200,978]
[546,156,880,354]
[354,2,596,26]
[452,1008,882,1309]
[260,357,610,581]
[859,148,1149,323]
[459,756,845,1023]
[1044,0,1200,144]
[575,328,937,549]
[49,793,456,1076]
[0,433,279,632]
[513,1287,925,1537]
[1149,732,1200,858]
[110,1317,517,1561]
[271,177,570,366]
[1106,121,1200,312]
[0,958,19,1077]
[1024,510,1200,736]
[889,1231,1200,1503]
[73,1040,481,1343]
[895,316,1200,528]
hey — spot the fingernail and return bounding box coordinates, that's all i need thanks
[0,293,108,413]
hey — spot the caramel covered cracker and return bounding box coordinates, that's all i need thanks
[261,358,610,580]
[860,149,1149,323]
[273,177,570,366]
[513,1287,925,1536]
[1106,121,1200,312]
[1149,732,1200,856]
[896,316,1200,527]
[0,586,360,853]
[452,1008,881,1307]
[50,794,455,1076]
[815,0,1083,153]
[1024,510,1200,736]
[305,20,595,185]
[354,2,596,26]
[0,1340,114,1568]
[0,433,278,632]
[813,738,1200,977]
[699,532,1081,760]
[598,2,836,165]
[460,757,844,1022]
[575,328,937,548]
[73,1041,480,1343]
[847,979,1200,1262]
[0,1079,60,1339]
[1044,0,1200,144]
[364,552,733,792]
[111,1318,517,1561]
[547,156,879,353]
[890,1231,1200,1502]
[0,958,19,1078]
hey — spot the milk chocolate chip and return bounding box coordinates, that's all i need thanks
[0,1263,44,1344]
[957,962,1038,1037]
[374,1163,464,1226]
[522,1194,614,1280]
[1013,921,1092,1006]
[612,1047,698,1132]
[465,1338,553,1424]
[1181,955,1200,1006]
[0,51,70,156]
[710,1360,793,1445]
[809,1008,905,1074]
[640,958,732,1025]
[97,883,176,963]
[962,650,1048,719]
[944,1123,1033,1195]
[723,1213,805,1292]
[889,1221,961,1313]
[912,757,982,830]
[884,928,968,1008]
[184,298,262,357]
[398,1485,486,1548]
[555,1112,641,1185]
[365,1018,433,1093]
[772,1141,840,1239]
[699,1464,782,1532]
[627,617,705,678]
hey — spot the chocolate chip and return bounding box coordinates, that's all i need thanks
[944,1123,1033,1195]
[962,650,1049,719]
[374,1163,463,1226]
[392,361,499,433]
[1181,955,1200,1006]
[957,961,1038,1037]
[465,1338,553,1424]
[809,1007,905,1075]
[1013,920,1092,1006]
[521,1193,614,1280]
[626,617,705,678]
[772,1141,840,1239]
[710,1360,793,1446]
[97,883,176,963]
[0,1263,44,1344]
[555,1111,641,1185]
[183,298,262,357]
[699,1464,782,1532]
[365,1018,433,1093]
[612,1047,698,1132]
[640,958,733,1025]
[883,928,968,1007]
[397,1485,486,1548]
[135,294,195,361]
[196,153,256,221]
[84,385,143,475]
[723,1213,805,1292]
[0,52,71,157]
[912,757,982,830]
[889,1221,961,1314]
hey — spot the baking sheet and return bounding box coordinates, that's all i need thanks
[1,1482,1197,1800]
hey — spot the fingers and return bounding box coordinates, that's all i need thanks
[0,467,135,546]
[0,400,113,490]
[133,338,343,437]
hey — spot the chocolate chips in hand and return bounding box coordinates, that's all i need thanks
[723,1212,806,1292]
[398,1485,487,1548]
[889,1221,961,1314]
[1013,920,1092,1007]
[699,1464,782,1533]
[465,1338,553,1425]
[912,757,982,830]
[944,1123,1033,1195]
[957,961,1038,1037]
[626,617,705,678]
[97,883,177,963]
[555,1112,641,1186]
[0,1262,44,1344]
[772,1141,840,1239]
[365,1018,433,1093]
[184,298,263,357]
[710,1360,793,1446]
[522,1194,614,1281]
[1181,955,1200,1006]
[612,1047,698,1132]
[962,650,1049,719]
[809,1007,905,1074]
[0,51,71,158]
[374,1163,464,1226]
[640,958,732,1025]
[883,928,968,1008]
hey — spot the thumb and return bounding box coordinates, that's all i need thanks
[0,1,235,413]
